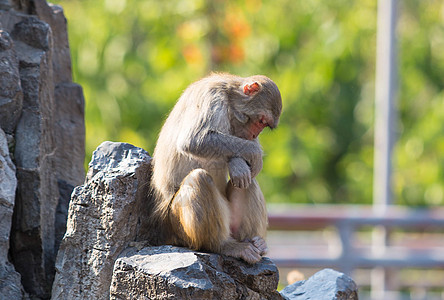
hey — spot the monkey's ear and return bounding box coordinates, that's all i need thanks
[243,82,260,96]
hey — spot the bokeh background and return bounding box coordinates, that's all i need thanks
[52,0,444,208]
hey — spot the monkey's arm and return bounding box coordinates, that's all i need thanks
[180,131,262,173]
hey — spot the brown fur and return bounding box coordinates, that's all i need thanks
[150,73,282,264]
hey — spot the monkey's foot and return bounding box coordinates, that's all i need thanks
[240,242,263,264]
[251,236,268,256]
[221,240,262,264]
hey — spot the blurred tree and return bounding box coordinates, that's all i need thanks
[52,0,444,206]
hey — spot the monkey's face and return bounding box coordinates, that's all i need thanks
[230,75,282,140]
[243,114,273,140]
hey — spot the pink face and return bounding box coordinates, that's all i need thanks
[246,115,271,140]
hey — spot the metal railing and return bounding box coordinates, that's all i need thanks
[267,204,444,297]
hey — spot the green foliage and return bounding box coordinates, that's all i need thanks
[53,0,444,206]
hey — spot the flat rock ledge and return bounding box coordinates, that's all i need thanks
[110,245,282,300]
[110,245,358,300]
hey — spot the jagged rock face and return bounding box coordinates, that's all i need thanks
[0,0,85,298]
[51,142,152,300]
[0,29,22,134]
[0,128,26,299]
[110,246,282,300]
[280,268,358,300]
[0,128,16,281]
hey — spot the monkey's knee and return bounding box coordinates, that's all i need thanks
[170,169,230,251]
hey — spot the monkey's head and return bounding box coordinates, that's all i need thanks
[229,75,282,140]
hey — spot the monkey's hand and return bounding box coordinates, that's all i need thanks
[251,236,268,255]
[228,157,251,189]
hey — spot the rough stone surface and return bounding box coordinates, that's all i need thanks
[0,128,26,299]
[0,0,11,10]
[0,261,26,299]
[0,29,22,134]
[11,16,51,50]
[53,82,85,186]
[51,142,152,300]
[52,82,85,254]
[0,1,86,298]
[33,1,73,84]
[11,13,59,299]
[280,269,358,300]
[110,245,283,300]
[0,128,16,262]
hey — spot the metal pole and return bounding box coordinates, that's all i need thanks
[372,0,397,298]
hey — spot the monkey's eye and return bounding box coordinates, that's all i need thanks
[259,116,269,128]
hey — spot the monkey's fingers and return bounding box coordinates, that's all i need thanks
[240,175,251,189]
[230,178,242,189]
[230,175,251,189]
[251,236,268,256]
[238,178,246,189]
[241,243,262,264]
[239,179,246,189]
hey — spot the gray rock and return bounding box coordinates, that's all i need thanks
[280,269,358,300]
[51,142,152,300]
[0,0,11,10]
[110,245,283,300]
[33,0,73,84]
[0,29,23,134]
[11,14,58,299]
[0,128,16,259]
[0,261,27,299]
[10,0,33,14]
[11,16,51,50]
[52,82,85,256]
[53,82,85,186]
[36,2,86,261]
[0,128,26,299]
[0,1,86,297]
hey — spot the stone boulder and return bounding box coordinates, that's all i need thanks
[110,245,282,300]
[51,142,152,300]
[280,268,358,300]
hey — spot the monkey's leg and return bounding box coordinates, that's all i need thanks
[169,168,230,251]
[226,179,268,255]
[169,169,263,264]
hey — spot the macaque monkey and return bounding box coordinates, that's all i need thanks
[150,73,282,264]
